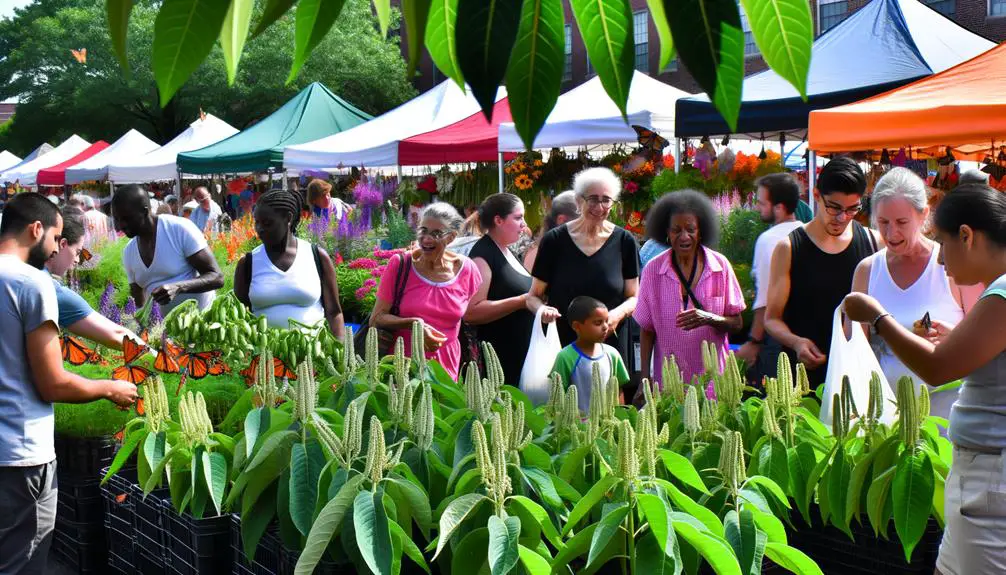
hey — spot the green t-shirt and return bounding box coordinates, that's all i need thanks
[551,343,629,414]
[795,200,813,224]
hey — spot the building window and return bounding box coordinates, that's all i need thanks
[633,10,649,73]
[991,0,1006,16]
[563,24,573,82]
[818,0,849,34]
[738,2,758,55]
[924,0,955,17]
[586,54,595,78]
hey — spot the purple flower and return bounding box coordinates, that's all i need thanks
[108,304,122,325]
[99,282,116,319]
[150,302,163,326]
[123,297,137,317]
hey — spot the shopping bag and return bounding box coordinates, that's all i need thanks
[820,305,897,427]
[519,306,562,406]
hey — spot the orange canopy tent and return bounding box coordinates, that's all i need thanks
[809,42,1006,155]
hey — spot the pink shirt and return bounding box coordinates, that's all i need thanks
[377,254,482,379]
[633,247,746,387]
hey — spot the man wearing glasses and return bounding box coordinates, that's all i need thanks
[764,157,881,387]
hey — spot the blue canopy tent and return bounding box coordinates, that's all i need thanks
[674,0,993,141]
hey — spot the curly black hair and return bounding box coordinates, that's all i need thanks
[645,190,719,248]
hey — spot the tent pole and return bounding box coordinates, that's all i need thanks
[806,154,815,216]
[673,138,681,173]
[497,152,504,193]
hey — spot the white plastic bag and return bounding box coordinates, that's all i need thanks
[519,306,562,406]
[820,305,897,427]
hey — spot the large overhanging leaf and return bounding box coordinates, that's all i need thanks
[152,0,232,105]
[426,0,464,89]
[106,0,133,74]
[455,0,524,120]
[403,0,434,78]
[645,0,674,71]
[570,0,634,119]
[252,0,297,38]
[373,0,391,37]
[289,0,349,83]
[505,0,565,150]
[220,0,253,85]
[662,0,745,131]
[740,0,813,99]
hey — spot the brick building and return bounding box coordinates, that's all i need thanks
[395,0,1006,95]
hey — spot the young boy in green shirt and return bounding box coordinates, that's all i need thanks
[550,296,630,414]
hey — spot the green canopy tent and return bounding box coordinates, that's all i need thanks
[176,83,372,174]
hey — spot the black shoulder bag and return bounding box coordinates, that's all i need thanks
[354,253,411,355]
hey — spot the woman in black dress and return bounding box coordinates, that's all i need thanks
[466,193,534,385]
[527,168,640,370]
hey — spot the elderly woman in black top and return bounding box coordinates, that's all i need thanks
[465,193,534,385]
[527,167,640,371]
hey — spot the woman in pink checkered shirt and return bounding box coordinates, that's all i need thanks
[633,190,747,404]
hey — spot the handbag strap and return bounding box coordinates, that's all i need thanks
[390,253,411,316]
[671,252,704,311]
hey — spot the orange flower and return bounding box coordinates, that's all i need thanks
[514,174,534,190]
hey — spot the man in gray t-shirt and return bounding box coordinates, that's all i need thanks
[0,193,138,574]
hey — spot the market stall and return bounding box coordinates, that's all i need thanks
[64,129,160,184]
[107,114,238,183]
[283,80,506,170]
[0,151,21,173]
[36,140,110,186]
[0,135,90,186]
[178,83,372,175]
[397,98,512,166]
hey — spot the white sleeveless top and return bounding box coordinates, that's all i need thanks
[248,239,325,329]
[867,245,963,419]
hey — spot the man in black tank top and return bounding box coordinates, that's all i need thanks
[764,158,881,388]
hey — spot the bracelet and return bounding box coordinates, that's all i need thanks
[872,312,893,334]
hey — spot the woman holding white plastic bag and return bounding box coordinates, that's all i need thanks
[849,168,978,423]
[844,184,1006,575]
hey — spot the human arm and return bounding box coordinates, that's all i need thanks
[736,309,765,366]
[607,278,638,337]
[764,239,826,368]
[676,255,745,334]
[67,313,142,351]
[151,248,225,305]
[232,255,251,309]
[526,278,561,322]
[850,256,874,339]
[27,321,137,406]
[317,247,345,339]
[527,231,561,322]
[843,291,1006,386]
[523,243,538,271]
[130,283,146,308]
[464,257,528,325]
[633,329,656,406]
[370,255,447,350]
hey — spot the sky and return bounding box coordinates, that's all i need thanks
[0,0,34,21]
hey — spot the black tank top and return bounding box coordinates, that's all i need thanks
[782,221,877,386]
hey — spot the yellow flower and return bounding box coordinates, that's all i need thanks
[534,159,544,167]
[514,174,534,190]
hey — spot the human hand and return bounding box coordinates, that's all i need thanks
[632,382,647,408]
[793,338,826,369]
[151,283,180,305]
[913,318,954,345]
[606,309,625,337]
[735,341,762,366]
[842,292,885,323]
[423,324,448,352]
[540,306,561,323]
[106,380,139,408]
[676,309,720,331]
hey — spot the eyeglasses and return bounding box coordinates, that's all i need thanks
[584,195,616,208]
[823,201,862,218]
[417,228,451,240]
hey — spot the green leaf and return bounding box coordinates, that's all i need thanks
[355,489,393,575]
[202,450,227,516]
[390,520,432,573]
[646,0,674,70]
[755,438,789,493]
[106,0,133,73]
[804,444,835,516]
[451,528,491,574]
[845,448,878,526]
[787,443,818,525]
[288,0,349,83]
[521,443,553,472]
[661,450,710,495]
[655,478,724,537]
[672,518,742,575]
[725,509,765,575]
[386,475,433,530]
[550,523,597,572]
[103,428,146,484]
[252,0,296,37]
[290,440,327,536]
[488,515,521,575]
[518,543,551,574]
[433,493,488,560]
[144,443,181,494]
[827,445,852,537]
[747,506,786,545]
[505,0,565,151]
[241,483,277,563]
[246,430,297,473]
[570,0,634,118]
[144,431,168,486]
[152,0,231,105]
[588,503,629,568]
[892,452,935,562]
[425,0,464,88]
[867,465,896,536]
[636,493,681,565]
[562,474,620,535]
[508,495,563,549]
[559,444,592,484]
[739,0,813,99]
[763,542,824,575]
[522,466,562,509]
[374,0,391,36]
[549,473,582,503]
[219,0,252,84]
[295,473,365,574]
[744,476,791,510]
[663,0,745,130]
[455,0,523,119]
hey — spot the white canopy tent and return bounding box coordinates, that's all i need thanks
[107,114,238,183]
[65,129,160,184]
[498,72,692,152]
[0,151,22,173]
[1,135,90,186]
[284,80,507,169]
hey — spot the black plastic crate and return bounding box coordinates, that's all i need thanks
[102,466,137,569]
[230,514,280,575]
[54,434,116,479]
[52,517,108,574]
[278,544,341,575]
[133,483,170,562]
[136,548,169,575]
[164,501,233,574]
[57,473,105,524]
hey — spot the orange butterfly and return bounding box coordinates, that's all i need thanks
[632,125,669,152]
[71,48,87,64]
[77,247,92,265]
[122,336,149,364]
[153,348,180,374]
[115,493,128,504]
[113,428,124,441]
[182,351,225,380]
[240,355,297,387]
[61,334,99,366]
[112,365,153,386]
[138,329,149,344]
[135,397,145,416]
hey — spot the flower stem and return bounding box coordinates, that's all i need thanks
[627,502,636,575]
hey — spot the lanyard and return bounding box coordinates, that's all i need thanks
[671,251,703,311]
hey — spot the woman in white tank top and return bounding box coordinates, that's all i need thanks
[852,168,973,421]
[234,189,344,337]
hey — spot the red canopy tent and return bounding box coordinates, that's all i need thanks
[36,141,110,186]
[397,99,513,166]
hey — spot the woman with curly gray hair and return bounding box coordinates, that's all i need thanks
[370,202,482,379]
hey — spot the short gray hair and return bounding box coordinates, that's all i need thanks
[573,167,621,201]
[960,169,990,186]
[871,167,928,220]
[70,193,95,210]
[420,202,464,234]
[550,190,579,221]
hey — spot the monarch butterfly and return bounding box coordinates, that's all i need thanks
[182,351,225,380]
[121,336,148,364]
[115,493,128,504]
[113,428,124,441]
[138,329,149,344]
[77,247,92,266]
[71,48,87,64]
[112,365,153,386]
[240,355,297,387]
[135,397,145,416]
[632,125,670,153]
[153,348,180,374]
[61,334,98,366]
